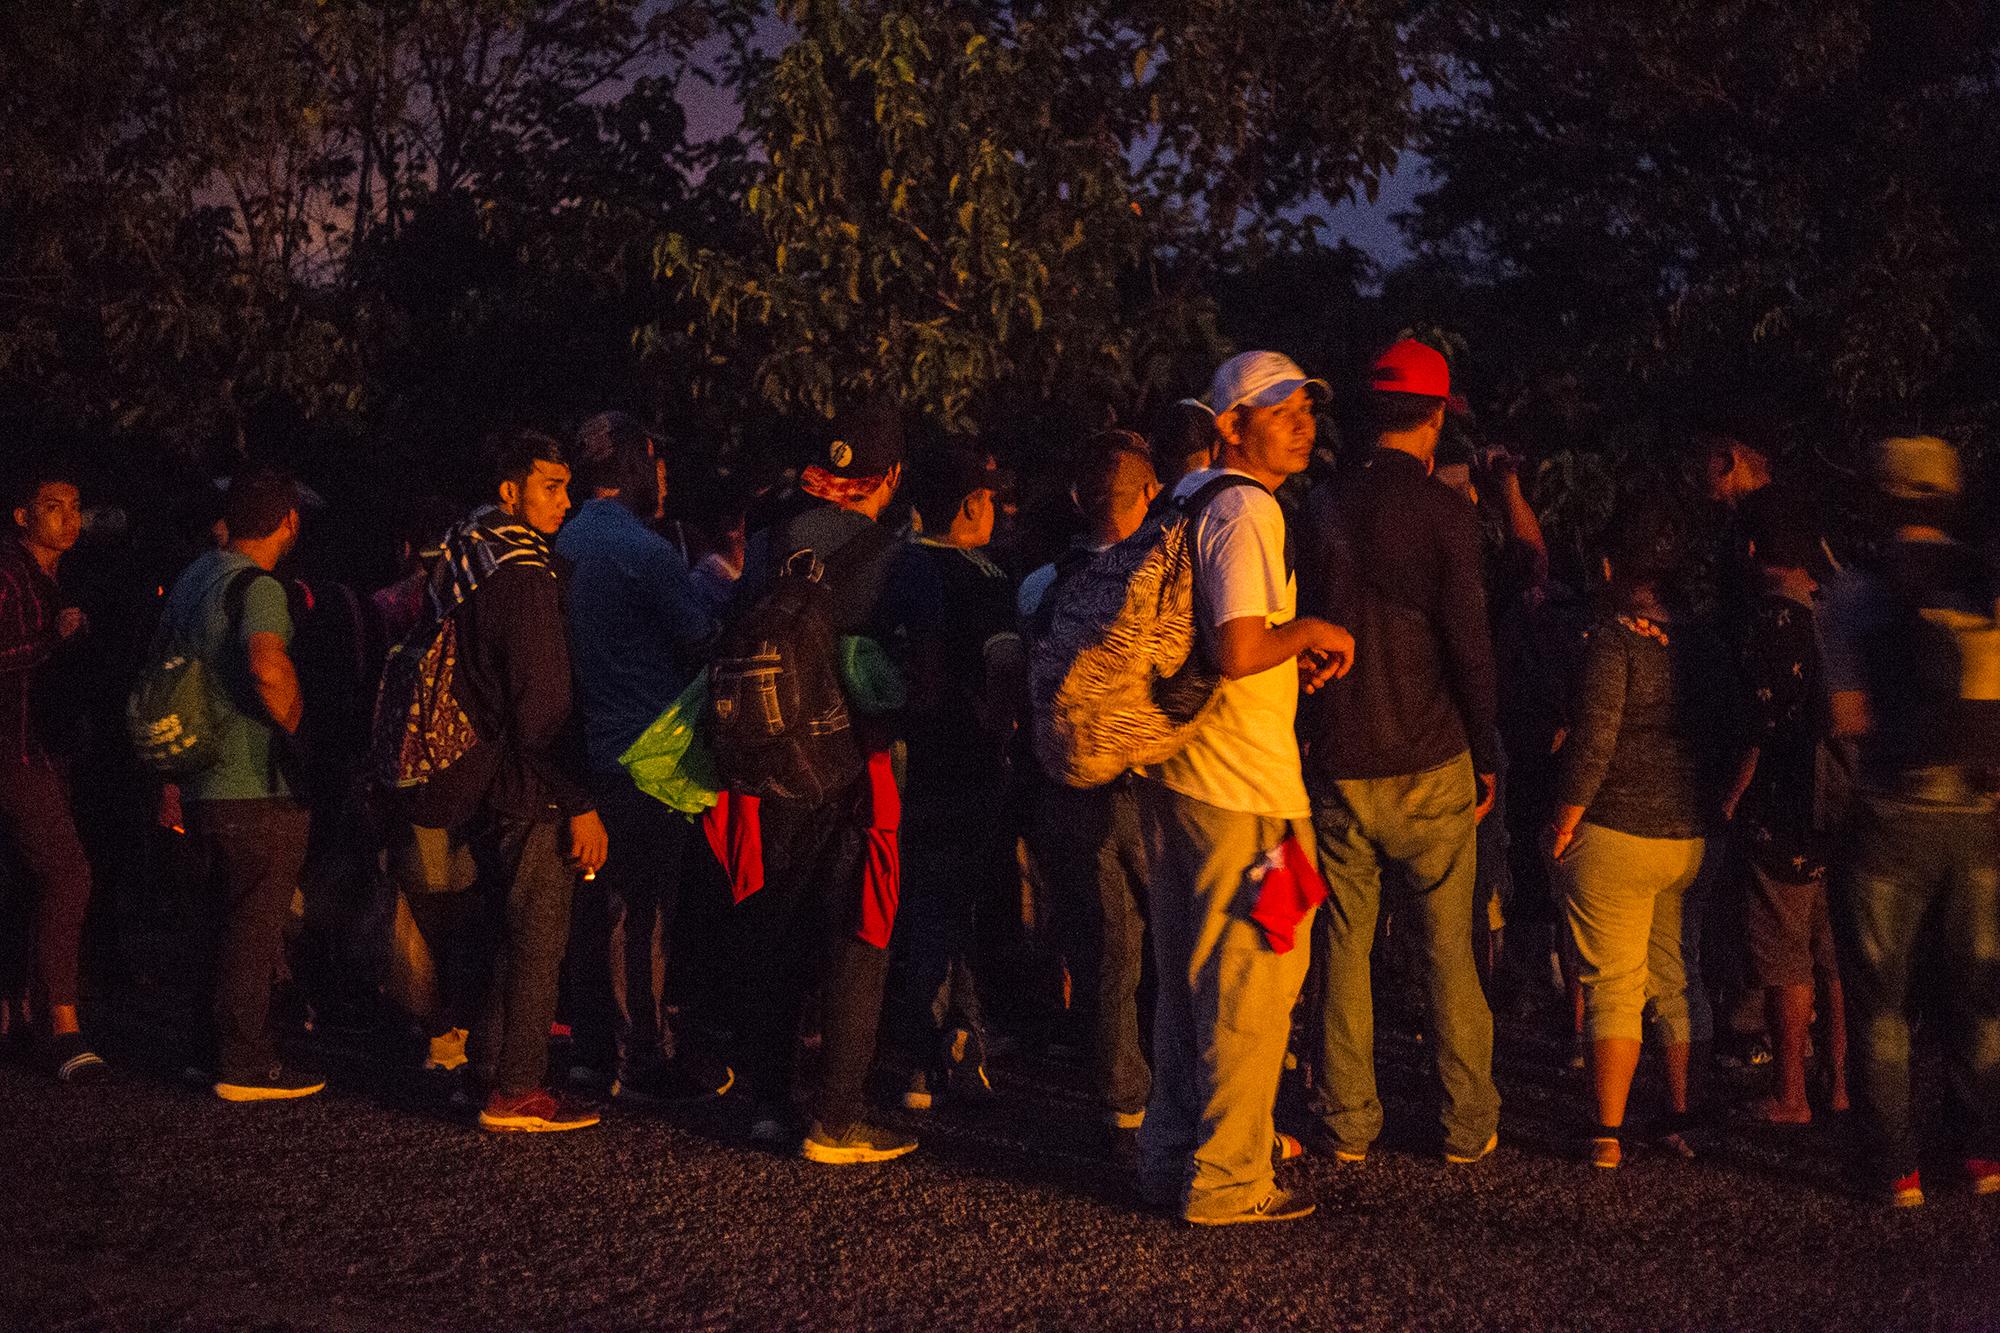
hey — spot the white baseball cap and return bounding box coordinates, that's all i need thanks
[1207,351,1330,416]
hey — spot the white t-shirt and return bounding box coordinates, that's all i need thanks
[1151,469,1310,818]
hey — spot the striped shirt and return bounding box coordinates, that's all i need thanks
[0,539,61,768]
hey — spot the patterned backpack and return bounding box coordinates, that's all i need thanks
[1030,474,1267,788]
[369,611,482,791]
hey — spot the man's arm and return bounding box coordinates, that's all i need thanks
[1438,501,1502,807]
[1486,455,1549,587]
[643,541,719,660]
[236,575,300,735]
[245,633,303,735]
[488,567,596,822]
[0,567,56,674]
[1212,615,1354,689]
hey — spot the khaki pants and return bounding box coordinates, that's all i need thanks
[1311,754,1499,1158]
[1557,822,1705,1044]
[1136,781,1314,1220]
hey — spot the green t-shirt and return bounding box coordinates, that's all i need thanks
[161,549,294,801]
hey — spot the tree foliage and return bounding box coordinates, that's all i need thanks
[655,0,1421,431]
[0,0,748,485]
[1407,0,2000,458]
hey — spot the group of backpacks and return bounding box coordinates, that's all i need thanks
[122,473,1264,830]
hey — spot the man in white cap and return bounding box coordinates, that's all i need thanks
[1136,350,1355,1225]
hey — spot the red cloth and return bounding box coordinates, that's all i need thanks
[1248,835,1326,955]
[700,750,900,948]
[856,749,901,948]
[702,791,764,904]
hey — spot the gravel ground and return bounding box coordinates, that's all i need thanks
[4,986,1998,1332]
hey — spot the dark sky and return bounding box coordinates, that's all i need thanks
[670,25,1422,268]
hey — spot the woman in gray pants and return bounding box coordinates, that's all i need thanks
[1546,507,1730,1169]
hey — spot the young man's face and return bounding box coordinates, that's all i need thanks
[14,481,82,557]
[502,459,573,535]
[1223,386,1318,482]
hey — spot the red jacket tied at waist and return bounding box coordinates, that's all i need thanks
[701,748,901,948]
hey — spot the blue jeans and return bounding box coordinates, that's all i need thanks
[1835,795,2000,1181]
[1311,754,1500,1157]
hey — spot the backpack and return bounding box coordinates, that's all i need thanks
[1030,474,1272,788]
[368,610,482,792]
[706,519,899,804]
[127,566,269,778]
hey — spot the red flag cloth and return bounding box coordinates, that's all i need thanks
[1248,835,1326,954]
[702,791,764,904]
[856,749,901,948]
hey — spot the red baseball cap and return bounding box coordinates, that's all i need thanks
[1368,339,1450,399]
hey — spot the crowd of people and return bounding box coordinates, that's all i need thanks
[2,339,1997,1225]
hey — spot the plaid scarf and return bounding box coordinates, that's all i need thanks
[425,503,555,622]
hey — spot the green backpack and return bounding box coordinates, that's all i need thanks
[127,567,266,778]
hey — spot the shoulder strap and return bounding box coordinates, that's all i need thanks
[1175,473,1293,578]
[1176,471,1269,518]
[221,567,275,653]
[819,519,902,587]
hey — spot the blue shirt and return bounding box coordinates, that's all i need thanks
[556,498,717,774]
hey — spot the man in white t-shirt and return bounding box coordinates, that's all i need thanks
[1137,351,1355,1225]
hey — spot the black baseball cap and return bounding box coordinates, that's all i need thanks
[818,397,906,479]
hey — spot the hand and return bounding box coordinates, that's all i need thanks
[1298,619,1356,694]
[568,810,609,878]
[1544,821,1578,863]
[57,607,87,639]
[1478,445,1523,484]
[1474,772,1498,822]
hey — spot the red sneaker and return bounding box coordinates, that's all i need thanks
[1965,1159,2000,1196]
[478,1088,600,1133]
[1887,1169,1924,1208]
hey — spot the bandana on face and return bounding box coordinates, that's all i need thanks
[799,465,886,506]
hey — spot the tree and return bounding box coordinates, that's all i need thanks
[0,0,748,488]
[1406,0,2000,460]
[653,0,1423,438]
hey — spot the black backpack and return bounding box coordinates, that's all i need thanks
[706,519,899,804]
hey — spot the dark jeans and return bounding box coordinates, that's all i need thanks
[466,815,576,1097]
[735,784,890,1134]
[892,758,1009,1066]
[1835,795,2000,1180]
[569,774,690,1076]
[192,798,311,1080]
[1039,779,1151,1117]
[0,764,94,1011]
